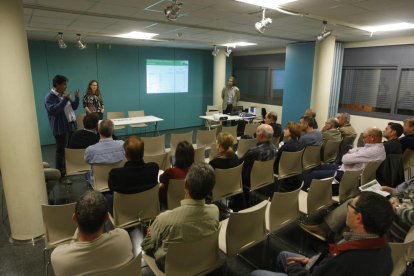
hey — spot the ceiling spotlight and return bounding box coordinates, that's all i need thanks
[57,32,67,49]
[316,21,332,41]
[212,45,220,57]
[225,47,232,57]
[255,8,272,34]
[164,0,183,21]
[76,34,86,50]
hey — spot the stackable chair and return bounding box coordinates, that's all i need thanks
[302,145,322,171]
[110,185,160,229]
[169,131,193,156]
[141,135,166,155]
[143,232,223,276]
[128,110,148,134]
[41,203,77,276]
[92,161,125,192]
[107,111,126,134]
[236,138,257,158]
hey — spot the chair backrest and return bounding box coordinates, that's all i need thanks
[278,149,304,179]
[267,186,301,232]
[224,200,268,256]
[272,136,281,150]
[165,232,221,276]
[206,105,221,112]
[237,138,257,158]
[107,111,125,120]
[65,148,90,176]
[112,185,160,228]
[244,124,259,137]
[92,161,125,192]
[128,110,145,118]
[141,135,166,155]
[306,177,333,215]
[41,203,77,248]
[322,139,342,163]
[169,131,193,156]
[144,152,169,171]
[212,163,243,201]
[405,226,414,263]
[302,145,322,170]
[221,125,237,140]
[403,149,414,170]
[208,143,218,161]
[250,158,275,191]
[340,134,357,154]
[357,132,365,147]
[76,114,85,129]
[338,170,362,203]
[167,179,186,210]
[389,241,413,276]
[194,146,206,163]
[97,253,142,276]
[360,161,382,185]
[196,129,217,148]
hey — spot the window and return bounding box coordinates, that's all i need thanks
[339,67,414,118]
[396,69,414,115]
[233,68,284,105]
[339,67,397,114]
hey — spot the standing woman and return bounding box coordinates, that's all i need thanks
[83,80,104,119]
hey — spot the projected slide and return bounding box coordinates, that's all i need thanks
[147,59,189,94]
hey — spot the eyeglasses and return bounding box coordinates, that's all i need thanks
[347,202,361,213]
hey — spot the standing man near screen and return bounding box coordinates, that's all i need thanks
[45,75,80,177]
[221,76,240,114]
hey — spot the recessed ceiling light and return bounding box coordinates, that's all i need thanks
[115,31,159,40]
[235,0,297,10]
[222,42,257,47]
[361,22,414,33]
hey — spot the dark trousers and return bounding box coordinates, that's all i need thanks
[54,133,69,176]
[303,164,344,191]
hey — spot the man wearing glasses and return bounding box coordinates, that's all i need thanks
[302,127,386,191]
[251,192,393,276]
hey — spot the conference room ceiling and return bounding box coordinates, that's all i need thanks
[23,0,414,52]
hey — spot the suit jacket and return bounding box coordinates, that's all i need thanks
[108,160,159,194]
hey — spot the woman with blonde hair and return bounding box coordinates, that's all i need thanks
[209,132,240,169]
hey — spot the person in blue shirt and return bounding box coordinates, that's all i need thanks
[44,75,79,176]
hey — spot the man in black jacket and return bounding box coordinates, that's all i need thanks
[251,192,394,276]
[68,112,99,149]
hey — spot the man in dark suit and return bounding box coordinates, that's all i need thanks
[68,112,99,149]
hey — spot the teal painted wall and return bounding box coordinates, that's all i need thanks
[281,42,315,126]
[29,41,213,145]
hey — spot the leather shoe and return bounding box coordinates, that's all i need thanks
[299,222,329,241]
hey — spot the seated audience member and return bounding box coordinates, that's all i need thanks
[321,117,341,143]
[240,124,276,188]
[141,163,219,271]
[209,132,240,169]
[264,112,282,138]
[108,136,158,194]
[68,112,99,149]
[301,177,414,244]
[400,117,414,152]
[298,116,323,147]
[377,122,404,186]
[303,127,386,190]
[159,141,194,206]
[252,192,393,276]
[304,108,318,129]
[382,122,404,154]
[84,119,124,164]
[51,191,133,276]
[336,112,357,138]
[274,122,303,174]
